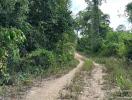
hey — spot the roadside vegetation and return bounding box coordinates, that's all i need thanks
[91,57,132,98]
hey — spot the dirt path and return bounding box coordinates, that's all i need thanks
[25,53,84,100]
[79,62,106,100]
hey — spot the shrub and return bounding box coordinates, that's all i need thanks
[101,42,118,56]
[99,31,132,60]
[28,49,56,68]
[18,49,56,74]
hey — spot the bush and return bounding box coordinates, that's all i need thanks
[99,31,132,60]
[100,32,118,56]
[18,49,56,74]
[28,49,56,68]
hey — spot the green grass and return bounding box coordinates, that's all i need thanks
[82,59,93,71]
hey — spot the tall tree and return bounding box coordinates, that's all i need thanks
[76,1,110,53]
[126,2,132,23]
[84,0,104,52]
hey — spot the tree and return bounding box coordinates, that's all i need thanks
[83,0,106,52]
[116,24,126,32]
[126,2,132,60]
[126,2,132,23]
[27,0,75,52]
[75,3,110,53]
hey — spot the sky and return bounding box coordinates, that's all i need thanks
[71,0,132,30]
[71,0,87,15]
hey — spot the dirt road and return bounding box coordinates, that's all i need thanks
[25,53,106,100]
[25,53,84,100]
[79,62,106,100]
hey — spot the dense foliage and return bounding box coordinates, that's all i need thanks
[0,0,76,85]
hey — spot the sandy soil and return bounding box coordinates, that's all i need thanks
[25,53,84,100]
